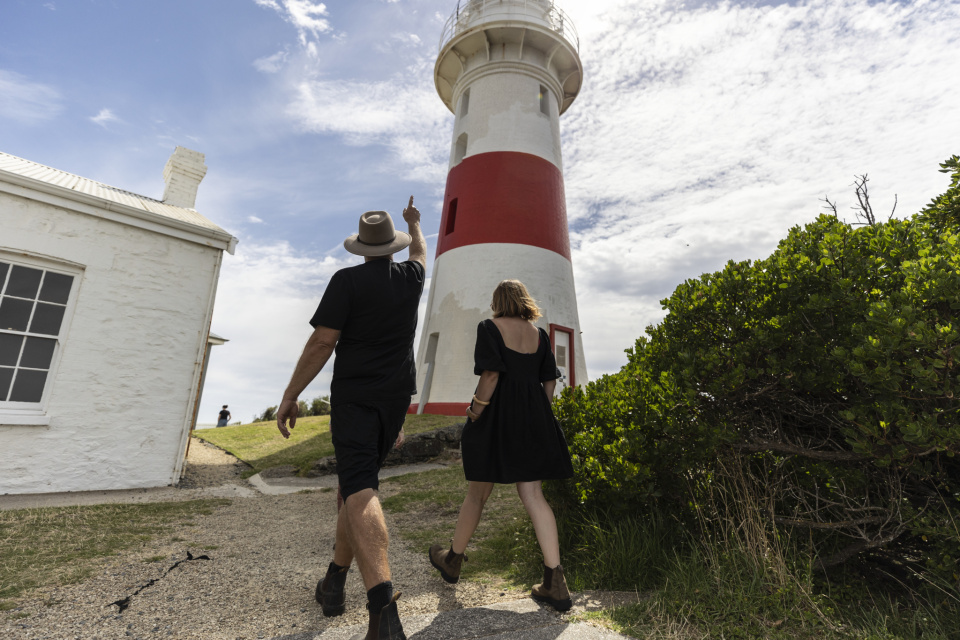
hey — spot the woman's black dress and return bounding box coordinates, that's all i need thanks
[461,319,574,483]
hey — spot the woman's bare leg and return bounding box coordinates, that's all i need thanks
[451,481,494,553]
[516,481,561,567]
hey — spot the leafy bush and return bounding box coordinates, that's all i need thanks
[554,157,960,582]
[254,406,277,423]
[310,394,331,416]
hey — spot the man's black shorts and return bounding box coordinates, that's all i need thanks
[331,398,409,501]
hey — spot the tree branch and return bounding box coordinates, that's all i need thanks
[731,439,868,462]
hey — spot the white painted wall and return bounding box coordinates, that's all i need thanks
[0,190,222,494]
[412,243,587,407]
[451,70,563,171]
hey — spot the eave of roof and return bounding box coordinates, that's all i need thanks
[0,151,238,255]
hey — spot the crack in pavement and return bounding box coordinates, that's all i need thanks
[109,550,211,613]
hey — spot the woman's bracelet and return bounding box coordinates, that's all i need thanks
[472,394,490,406]
[466,406,480,420]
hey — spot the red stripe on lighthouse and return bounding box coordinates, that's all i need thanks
[436,151,571,260]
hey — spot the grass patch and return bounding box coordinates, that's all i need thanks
[0,499,229,611]
[557,506,960,640]
[195,414,463,477]
[381,465,542,588]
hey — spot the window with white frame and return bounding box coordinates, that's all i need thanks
[0,256,79,408]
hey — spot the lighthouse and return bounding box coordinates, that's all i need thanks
[412,0,587,415]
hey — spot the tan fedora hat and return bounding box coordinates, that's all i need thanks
[343,211,412,257]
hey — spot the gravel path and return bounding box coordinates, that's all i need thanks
[3,440,640,640]
[3,441,639,640]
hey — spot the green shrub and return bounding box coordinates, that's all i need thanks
[297,399,311,417]
[554,157,960,584]
[310,394,331,416]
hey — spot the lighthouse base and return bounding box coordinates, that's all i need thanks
[407,402,470,416]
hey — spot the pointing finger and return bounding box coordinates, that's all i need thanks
[408,195,414,209]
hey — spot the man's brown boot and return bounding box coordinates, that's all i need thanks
[428,544,467,584]
[531,563,572,611]
[358,592,405,640]
[315,563,349,617]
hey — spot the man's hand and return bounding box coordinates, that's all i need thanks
[403,195,427,268]
[402,195,420,224]
[277,399,299,439]
[394,427,405,449]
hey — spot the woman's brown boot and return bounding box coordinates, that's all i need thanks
[428,544,467,584]
[531,563,572,611]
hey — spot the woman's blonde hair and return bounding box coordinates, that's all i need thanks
[491,279,542,321]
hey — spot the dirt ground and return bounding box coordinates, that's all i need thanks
[2,440,638,640]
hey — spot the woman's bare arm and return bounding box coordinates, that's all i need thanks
[542,379,556,398]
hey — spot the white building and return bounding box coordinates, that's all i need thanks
[0,147,237,494]
[412,0,588,415]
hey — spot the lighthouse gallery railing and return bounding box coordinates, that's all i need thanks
[439,0,580,53]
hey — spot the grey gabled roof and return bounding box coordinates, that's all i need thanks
[0,151,237,253]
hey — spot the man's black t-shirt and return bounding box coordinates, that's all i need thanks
[310,259,425,405]
[218,410,230,421]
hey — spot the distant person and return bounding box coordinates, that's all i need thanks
[428,280,575,611]
[217,405,231,427]
[277,197,426,640]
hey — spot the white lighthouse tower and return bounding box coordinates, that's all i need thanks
[412,0,587,415]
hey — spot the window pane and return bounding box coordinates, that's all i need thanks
[7,266,43,299]
[9,369,47,403]
[0,262,9,291]
[0,297,33,332]
[0,333,24,366]
[0,367,13,401]
[20,337,56,369]
[38,272,74,304]
[29,303,66,336]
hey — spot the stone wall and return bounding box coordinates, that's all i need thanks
[303,423,466,477]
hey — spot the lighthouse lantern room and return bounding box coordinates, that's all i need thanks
[413,0,587,415]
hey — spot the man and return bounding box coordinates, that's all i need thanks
[217,405,231,427]
[277,197,425,640]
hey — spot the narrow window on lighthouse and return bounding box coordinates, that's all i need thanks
[445,198,458,235]
[459,89,470,117]
[539,85,549,115]
[454,133,468,165]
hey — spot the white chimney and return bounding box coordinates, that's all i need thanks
[162,146,207,209]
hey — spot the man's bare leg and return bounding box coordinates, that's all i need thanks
[343,488,391,590]
[333,506,355,568]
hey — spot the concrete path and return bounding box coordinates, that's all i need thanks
[0,463,447,509]
[249,463,448,495]
[272,599,633,640]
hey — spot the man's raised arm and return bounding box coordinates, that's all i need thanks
[403,195,427,269]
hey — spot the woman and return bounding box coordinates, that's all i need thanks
[428,280,575,611]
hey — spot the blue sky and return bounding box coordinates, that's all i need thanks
[2,0,959,425]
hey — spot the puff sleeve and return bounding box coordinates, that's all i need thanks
[539,328,562,382]
[474,320,507,375]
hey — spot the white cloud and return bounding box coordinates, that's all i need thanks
[395,32,421,46]
[556,0,960,377]
[0,70,62,124]
[243,0,960,385]
[198,238,436,425]
[375,31,423,54]
[198,241,350,425]
[255,0,333,48]
[253,49,290,73]
[288,65,451,183]
[248,215,264,223]
[90,108,120,127]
